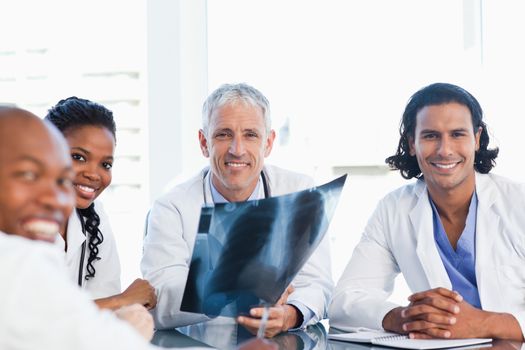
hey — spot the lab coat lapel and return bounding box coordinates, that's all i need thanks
[66,212,87,265]
[202,168,214,206]
[410,180,452,290]
[474,173,501,309]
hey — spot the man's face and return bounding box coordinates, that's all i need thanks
[0,113,76,242]
[199,102,275,201]
[409,102,481,197]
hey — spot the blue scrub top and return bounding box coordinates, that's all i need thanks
[429,192,481,308]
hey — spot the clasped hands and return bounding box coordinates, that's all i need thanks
[383,287,487,339]
[237,285,302,338]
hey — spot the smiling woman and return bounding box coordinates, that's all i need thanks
[44,97,157,311]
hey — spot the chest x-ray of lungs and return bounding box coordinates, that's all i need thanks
[181,174,347,318]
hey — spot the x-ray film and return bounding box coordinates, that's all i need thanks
[181,174,347,318]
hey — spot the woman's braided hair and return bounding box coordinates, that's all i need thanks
[77,204,104,280]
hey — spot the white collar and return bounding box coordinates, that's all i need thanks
[209,175,263,204]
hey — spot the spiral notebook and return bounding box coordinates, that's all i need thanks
[328,331,492,350]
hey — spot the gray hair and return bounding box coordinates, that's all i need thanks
[202,83,271,136]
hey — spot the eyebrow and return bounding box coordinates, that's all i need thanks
[71,146,114,161]
[14,155,44,167]
[213,127,262,133]
[419,127,470,134]
[14,155,74,173]
[71,146,90,155]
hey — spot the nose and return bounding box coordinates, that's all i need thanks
[228,135,246,157]
[81,164,102,182]
[437,135,453,157]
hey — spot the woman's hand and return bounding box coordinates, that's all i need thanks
[95,278,157,310]
[119,278,157,310]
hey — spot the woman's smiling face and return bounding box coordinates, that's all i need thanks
[64,125,115,209]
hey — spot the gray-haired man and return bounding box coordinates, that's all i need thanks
[141,83,332,337]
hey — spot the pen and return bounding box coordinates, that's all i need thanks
[256,305,270,338]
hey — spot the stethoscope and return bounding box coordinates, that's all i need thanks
[202,169,270,205]
[76,209,87,287]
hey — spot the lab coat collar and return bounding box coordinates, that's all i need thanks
[410,173,502,302]
[64,211,87,265]
[410,179,452,290]
[201,166,271,205]
[473,173,501,309]
[202,167,214,206]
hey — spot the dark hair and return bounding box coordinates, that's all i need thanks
[44,96,116,141]
[77,204,104,281]
[385,82,499,179]
[45,97,115,280]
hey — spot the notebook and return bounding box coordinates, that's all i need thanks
[328,331,492,350]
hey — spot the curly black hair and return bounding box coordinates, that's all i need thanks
[45,97,115,280]
[44,96,116,140]
[385,83,499,179]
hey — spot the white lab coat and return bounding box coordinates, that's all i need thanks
[329,172,525,337]
[55,200,121,299]
[0,232,159,350]
[141,165,334,329]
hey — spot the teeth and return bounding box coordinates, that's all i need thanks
[226,162,248,168]
[23,220,59,237]
[434,163,457,169]
[76,185,95,193]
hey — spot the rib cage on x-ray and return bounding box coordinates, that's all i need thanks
[181,174,347,318]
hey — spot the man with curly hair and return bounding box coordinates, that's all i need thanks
[330,83,525,341]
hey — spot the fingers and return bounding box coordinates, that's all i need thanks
[237,307,286,338]
[237,315,280,330]
[276,285,295,306]
[409,288,463,303]
[249,307,282,319]
[144,283,157,309]
[276,295,287,306]
[123,279,157,309]
[402,319,453,335]
[236,316,283,338]
[408,332,434,339]
[407,292,461,315]
[402,305,458,325]
[409,328,452,339]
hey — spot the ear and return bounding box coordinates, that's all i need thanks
[264,130,276,157]
[408,136,416,156]
[475,126,482,151]
[198,129,210,158]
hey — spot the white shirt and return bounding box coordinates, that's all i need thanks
[54,200,121,299]
[0,232,160,350]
